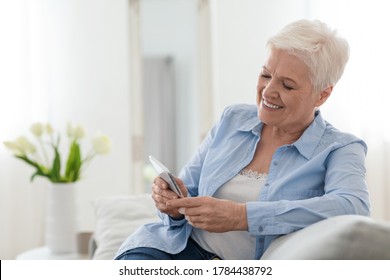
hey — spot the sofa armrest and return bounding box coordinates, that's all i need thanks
[261,215,390,260]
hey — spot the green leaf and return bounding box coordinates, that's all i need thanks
[15,155,39,169]
[31,170,49,182]
[15,155,50,182]
[50,145,62,182]
[65,140,82,182]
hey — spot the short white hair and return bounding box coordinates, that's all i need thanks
[267,19,349,92]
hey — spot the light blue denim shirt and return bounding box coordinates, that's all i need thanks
[116,104,370,259]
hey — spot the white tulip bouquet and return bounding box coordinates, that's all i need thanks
[3,122,111,183]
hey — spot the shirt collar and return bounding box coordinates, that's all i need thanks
[292,110,326,160]
[237,112,263,134]
[238,110,326,160]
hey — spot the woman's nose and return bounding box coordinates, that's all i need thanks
[262,79,279,99]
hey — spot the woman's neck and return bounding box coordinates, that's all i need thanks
[262,124,305,145]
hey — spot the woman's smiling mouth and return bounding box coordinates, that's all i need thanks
[262,99,283,109]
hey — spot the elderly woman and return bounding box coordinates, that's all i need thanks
[115,19,370,260]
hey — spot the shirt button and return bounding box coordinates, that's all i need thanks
[273,162,278,166]
[258,226,263,232]
[258,238,264,244]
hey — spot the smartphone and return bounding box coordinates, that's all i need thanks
[148,155,183,197]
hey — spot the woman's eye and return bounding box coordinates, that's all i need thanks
[283,83,294,90]
[261,74,271,79]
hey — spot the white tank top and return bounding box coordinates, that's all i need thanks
[191,169,267,259]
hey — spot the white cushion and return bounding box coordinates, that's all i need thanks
[91,194,159,260]
[261,215,390,260]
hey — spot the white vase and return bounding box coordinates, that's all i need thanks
[45,182,79,254]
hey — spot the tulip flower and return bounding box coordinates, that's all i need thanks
[30,123,44,137]
[92,133,112,155]
[3,122,111,183]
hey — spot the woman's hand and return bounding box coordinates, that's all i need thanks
[151,176,188,219]
[167,196,248,232]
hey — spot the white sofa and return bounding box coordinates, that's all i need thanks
[90,194,390,260]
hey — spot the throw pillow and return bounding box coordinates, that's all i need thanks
[91,194,159,260]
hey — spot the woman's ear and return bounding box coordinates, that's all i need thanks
[315,86,333,107]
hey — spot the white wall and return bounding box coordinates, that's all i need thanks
[44,0,132,231]
[141,0,199,170]
[0,0,133,259]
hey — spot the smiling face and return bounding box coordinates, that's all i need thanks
[257,48,331,135]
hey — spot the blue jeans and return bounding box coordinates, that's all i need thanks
[115,238,220,260]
